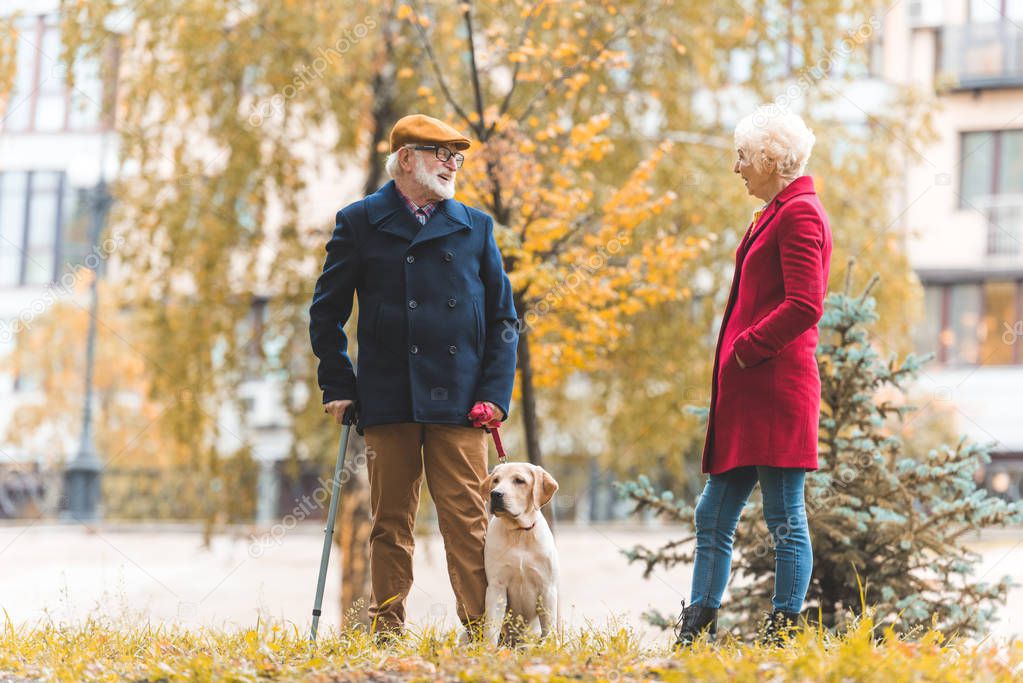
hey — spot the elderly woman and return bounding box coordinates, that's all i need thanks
[674,106,833,648]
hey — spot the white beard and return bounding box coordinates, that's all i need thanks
[413,156,456,200]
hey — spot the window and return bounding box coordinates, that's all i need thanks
[0,173,28,287]
[918,280,1023,365]
[943,14,1023,89]
[0,170,89,288]
[914,285,943,359]
[2,15,111,133]
[959,130,1023,256]
[971,0,1023,21]
[947,283,982,364]
[981,281,1020,364]
[970,0,1005,22]
[960,132,995,208]
[24,172,61,285]
[908,0,943,27]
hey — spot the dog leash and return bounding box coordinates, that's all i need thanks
[469,403,507,463]
[485,426,507,463]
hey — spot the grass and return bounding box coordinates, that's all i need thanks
[1,611,1022,682]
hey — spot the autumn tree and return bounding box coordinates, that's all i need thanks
[0,276,256,520]
[53,0,427,619]
[397,0,716,471]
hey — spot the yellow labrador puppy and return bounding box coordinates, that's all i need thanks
[479,462,559,646]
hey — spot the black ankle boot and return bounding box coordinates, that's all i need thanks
[757,609,801,647]
[672,601,718,649]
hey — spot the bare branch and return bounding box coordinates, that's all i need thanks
[496,1,545,119]
[533,212,595,262]
[462,0,486,138]
[406,0,474,128]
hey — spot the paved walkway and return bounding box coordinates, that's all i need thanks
[1,522,1020,642]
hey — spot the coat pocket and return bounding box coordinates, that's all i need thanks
[472,298,485,357]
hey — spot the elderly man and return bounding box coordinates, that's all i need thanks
[309,114,519,643]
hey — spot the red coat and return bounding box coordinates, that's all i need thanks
[701,176,833,475]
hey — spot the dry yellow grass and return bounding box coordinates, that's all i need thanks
[1,611,1021,682]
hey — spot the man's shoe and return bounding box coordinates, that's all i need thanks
[458,617,485,646]
[672,601,718,649]
[372,625,404,647]
[757,609,801,647]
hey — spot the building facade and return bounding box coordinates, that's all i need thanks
[1,0,117,455]
[882,0,1023,498]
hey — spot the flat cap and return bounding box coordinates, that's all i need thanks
[390,114,471,153]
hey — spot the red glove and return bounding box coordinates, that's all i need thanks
[469,401,503,429]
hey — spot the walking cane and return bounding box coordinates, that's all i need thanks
[309,403,357,642]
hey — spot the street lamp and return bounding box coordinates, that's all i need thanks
[63,171,112,522]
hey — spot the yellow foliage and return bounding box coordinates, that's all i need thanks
[1,614,1019,681]
[0,283,192,468]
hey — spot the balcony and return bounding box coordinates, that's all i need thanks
[987,202,1023,258]
[941,22,1023,90]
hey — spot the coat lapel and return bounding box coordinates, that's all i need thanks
[738,175,817,257]
[366,180,420,242]
[365,180,473,245]
[410,198,473,247]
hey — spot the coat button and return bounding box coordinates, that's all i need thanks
[408,299,418,309]
[410,345,419,354]
[447,298,456,308]
[443,252,453,262]
[448,345,457,354]
[406,255,415,263]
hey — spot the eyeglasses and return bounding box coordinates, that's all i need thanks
[412,145,464,168]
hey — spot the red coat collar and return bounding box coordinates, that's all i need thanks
[772,175,816,204]
[741,176,817,252]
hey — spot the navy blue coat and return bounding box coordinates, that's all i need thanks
[309,180,519,428]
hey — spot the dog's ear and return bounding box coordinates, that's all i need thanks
[479,469,495,499]
[531,465,559,509]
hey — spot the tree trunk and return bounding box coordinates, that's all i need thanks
[362,8,398,197]
[516,328,554,530]
[516,331,543,469]
[337,430,372,627]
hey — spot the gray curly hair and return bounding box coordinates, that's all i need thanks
[734,105,815,180]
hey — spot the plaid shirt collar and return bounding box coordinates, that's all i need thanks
[394,185,439,225]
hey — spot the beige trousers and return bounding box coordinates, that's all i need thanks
[363,422,489,634]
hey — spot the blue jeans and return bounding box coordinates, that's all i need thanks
[690,466,812,613]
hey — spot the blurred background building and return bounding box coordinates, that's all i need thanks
[0,0,117,518]
[880,0,1023,499]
